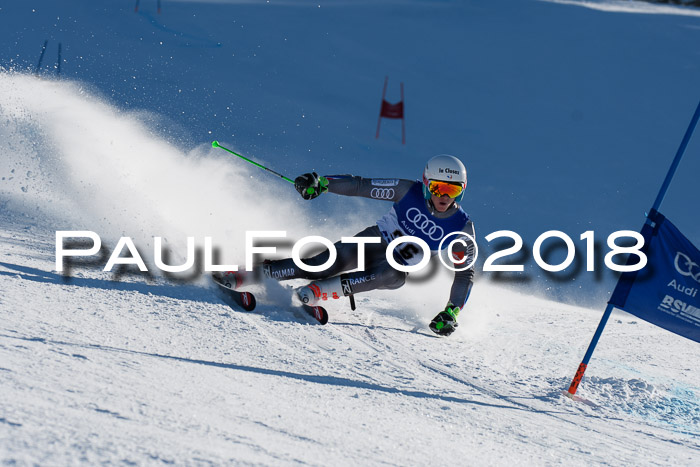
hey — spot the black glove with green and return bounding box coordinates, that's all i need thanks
[294,172,329,200]
[429,303,460,337]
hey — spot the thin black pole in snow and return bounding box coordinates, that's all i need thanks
[35,40,48,74]
[56,43,62,76]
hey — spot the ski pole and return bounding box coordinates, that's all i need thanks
[212,141,294,184]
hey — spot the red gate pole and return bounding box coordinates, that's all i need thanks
[400,82,405,145]
[376,76,388,139]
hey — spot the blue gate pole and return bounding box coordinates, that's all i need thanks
[567,304,614,395]
[567,100,700,396]
[650,100,700,214]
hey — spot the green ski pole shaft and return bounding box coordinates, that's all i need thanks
[212,141,294,184]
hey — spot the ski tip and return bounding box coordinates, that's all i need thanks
[300,304,328,324]
[239,292,256,311]
[318,309,328,325]
[212,140,220,148]
[313,306,329,325]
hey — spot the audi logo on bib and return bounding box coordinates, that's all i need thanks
[406,207,444,241]
[371,188,395,200]
[675,251,700,284]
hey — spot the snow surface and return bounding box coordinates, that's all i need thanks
[1,0,700,464]
[543,0,700,16]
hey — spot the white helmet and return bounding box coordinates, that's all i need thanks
[422,154,467,202]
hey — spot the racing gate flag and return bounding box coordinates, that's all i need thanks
[609,210,700,343]
[567,100,700,397]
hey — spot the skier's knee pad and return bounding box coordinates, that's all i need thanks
[379,268,407,290]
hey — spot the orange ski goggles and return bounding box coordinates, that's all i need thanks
[427,180,464,199]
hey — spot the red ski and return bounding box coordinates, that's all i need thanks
[300,304,328,325]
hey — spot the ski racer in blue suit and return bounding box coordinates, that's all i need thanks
[225,155,476,337]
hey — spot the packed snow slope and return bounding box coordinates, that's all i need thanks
[2,209,700,465]
[2,0,700,302]
[1,0,700,464]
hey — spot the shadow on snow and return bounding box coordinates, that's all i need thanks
[0,261,220,304]
[4,332,554,414]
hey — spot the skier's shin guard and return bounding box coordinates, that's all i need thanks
[297,277,345,305]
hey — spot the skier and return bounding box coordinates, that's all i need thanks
[219,155,476,337]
